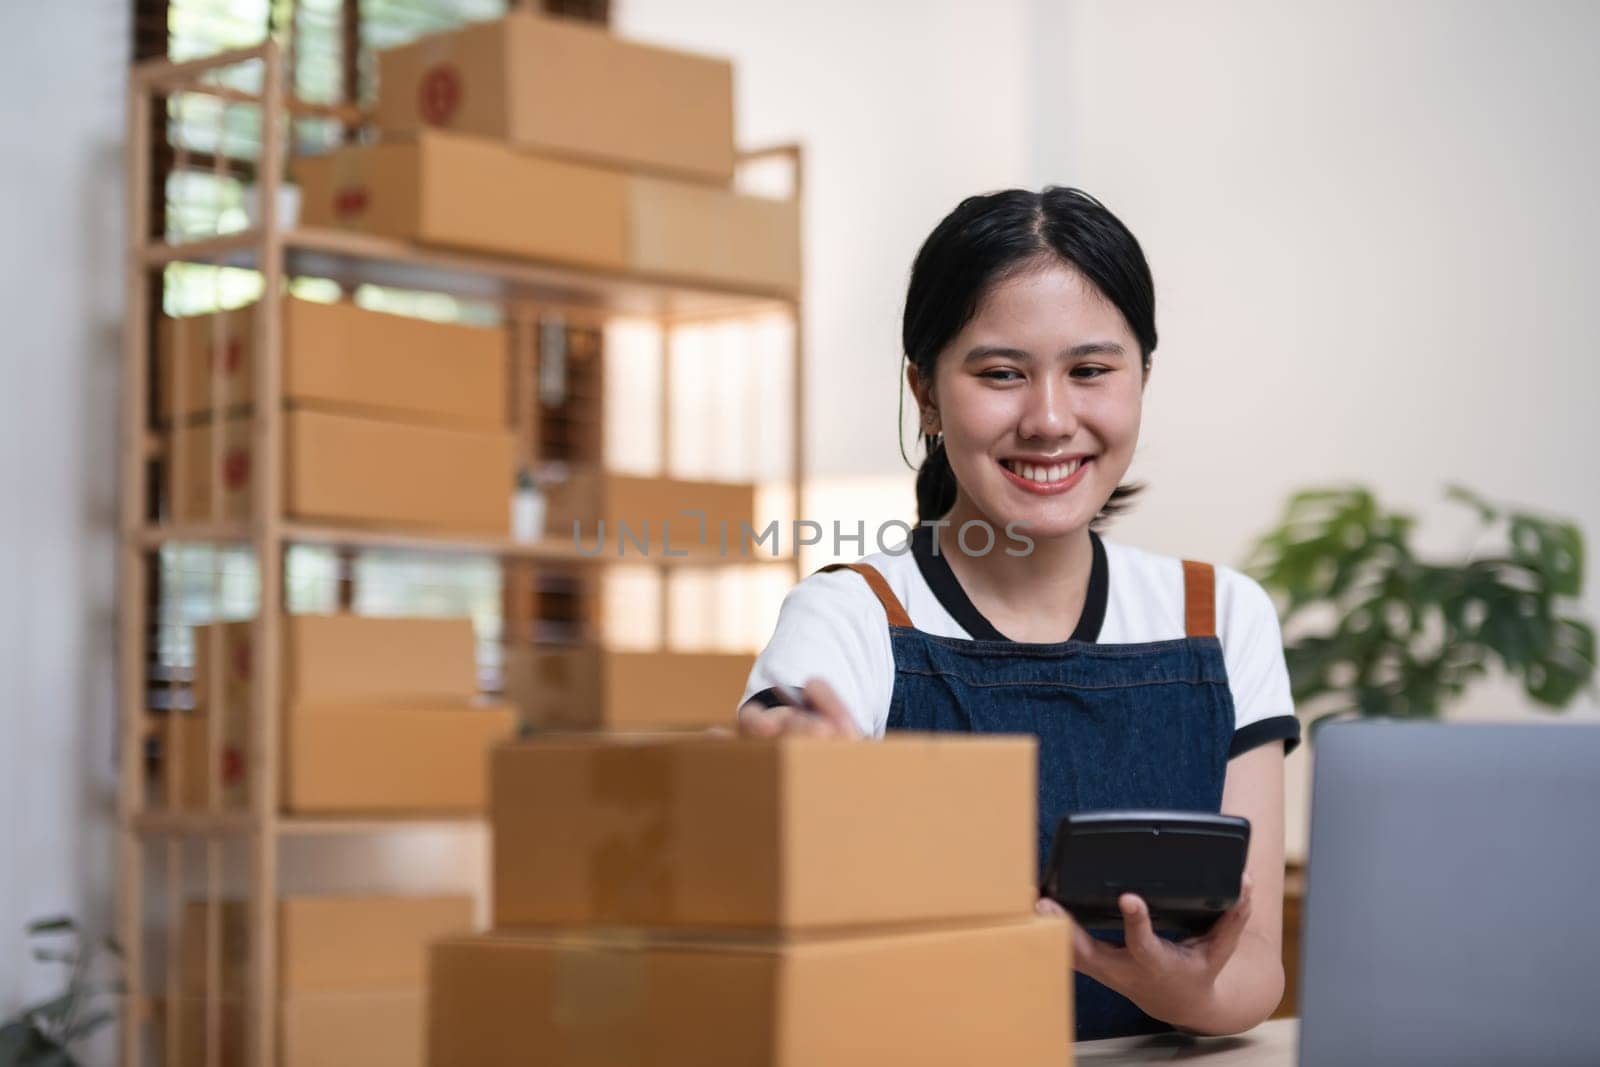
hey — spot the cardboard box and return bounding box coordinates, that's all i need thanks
[293,132,629,270]
[168,407,514,534]
[283,992,425,1067]
[491,734,1036,929]
[429,919,1070,1067]
[375,13,735,184]
[163,700,515,815]
[179,894,473,995]
[163,991,425,1067]
[285,703,519,813]
[629,174,801,291]
[542,470,757,551]
[191,615,481,714]
[159,709,247,810]
[294,132,801,291]
[157,297,506,427]
[502,647,754,731]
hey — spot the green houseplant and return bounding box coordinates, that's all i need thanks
[1244,485,1596,731]
[0,918,122,1067]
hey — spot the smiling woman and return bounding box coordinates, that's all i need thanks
[735,187,1299,1041]
[919,263,1145,552]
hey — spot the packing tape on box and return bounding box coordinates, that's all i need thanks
[589,744,678,923]
[551,940,649,1062]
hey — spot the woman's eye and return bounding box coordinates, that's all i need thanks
[979,368,1023,382]
[1072,365,1109,379]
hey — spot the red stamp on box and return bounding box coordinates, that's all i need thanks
[223,448,251,490]
[333,186,370,219]
[231,641,252,683]
[419,63,462,125]
[221,746,245,785]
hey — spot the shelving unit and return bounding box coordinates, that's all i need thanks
[121,39,804,1067]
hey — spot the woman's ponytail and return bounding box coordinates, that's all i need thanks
[914,436,958,525]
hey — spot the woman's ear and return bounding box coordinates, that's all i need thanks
[905,362,927,405]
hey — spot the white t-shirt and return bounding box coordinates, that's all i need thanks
[739,527,1300,756]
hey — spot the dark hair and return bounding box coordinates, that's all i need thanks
[900,187,1156,527]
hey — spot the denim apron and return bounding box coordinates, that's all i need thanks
[818,554,1235,1041]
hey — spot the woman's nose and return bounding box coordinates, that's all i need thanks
[1017,378,1080,440]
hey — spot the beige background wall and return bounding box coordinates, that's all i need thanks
[1027,0,1600,853]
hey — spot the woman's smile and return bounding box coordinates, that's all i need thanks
[998,455,1094,494]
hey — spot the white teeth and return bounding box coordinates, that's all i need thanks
[1004,458,1085,484]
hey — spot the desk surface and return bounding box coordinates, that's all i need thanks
[1076,1018,1297,1065]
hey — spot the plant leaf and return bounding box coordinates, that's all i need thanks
[62,1009,115,1043]
[0,1021,65,1065]
[1508,514,1584,597]
[19,992,76,1026]
[24,918,78,937]
[1522,619,1598,707]
[1444,484,1498,523]
[0,1021,41,1060]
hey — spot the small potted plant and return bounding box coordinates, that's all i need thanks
[1244,484,1595,732]
[0,917,122,1067]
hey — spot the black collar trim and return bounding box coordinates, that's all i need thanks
[909,524,1108,643]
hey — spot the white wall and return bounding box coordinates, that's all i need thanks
[1030,0,1600,851]
[615,0,1034,486]
[0,0,126,1040]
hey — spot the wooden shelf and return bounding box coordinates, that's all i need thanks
[131,811,487,836]
[122,37,805,1067]
[144,226,797,322]
[278,815,487,835]
[136,521,796,566]
[132,811,255,836]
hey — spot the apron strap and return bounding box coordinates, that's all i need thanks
[1181,560,1217,638]
[816,562,914,628]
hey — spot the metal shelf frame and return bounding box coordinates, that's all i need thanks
[120,38,806,1067]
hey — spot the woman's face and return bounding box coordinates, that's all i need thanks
[912,260,1148,542]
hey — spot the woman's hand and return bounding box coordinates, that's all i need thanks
[735,678,863,739]
[1034,876,1257,1033]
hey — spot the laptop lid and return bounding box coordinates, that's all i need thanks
[1299,720,1600,1066]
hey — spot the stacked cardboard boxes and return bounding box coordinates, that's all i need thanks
[167,894,472,1066]
[164,614,519,813]
[292,12,800,292]
[159,297,514,535]
[289,15,785,730]
[503,468,759,730]
[428,733,1073,1065]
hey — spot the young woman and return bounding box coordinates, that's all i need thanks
[735,188,1300,1041]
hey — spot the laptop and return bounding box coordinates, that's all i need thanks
[1299,720,1600,1066]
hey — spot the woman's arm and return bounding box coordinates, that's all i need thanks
[733,568,892,736]
[1185,742,1288,1032]
[1053,742,1288,1035]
